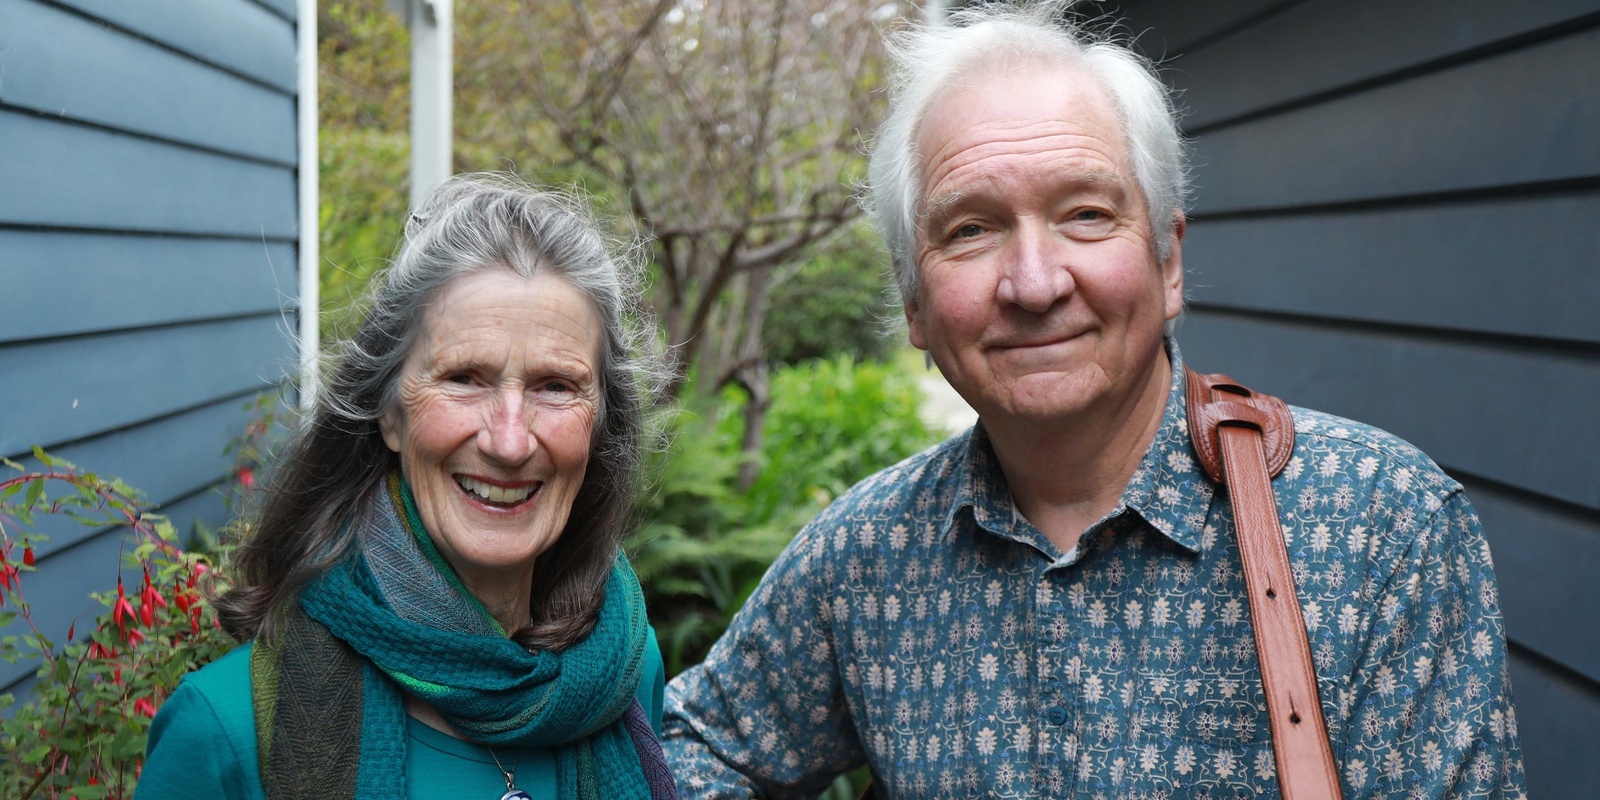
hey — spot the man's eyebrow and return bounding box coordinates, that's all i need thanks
[919,191,967,233]
[1058,171,1130,200]
[919,171,1132,233]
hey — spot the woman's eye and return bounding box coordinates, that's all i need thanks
[1072,209,1108,222]
[543,380,573,393]
[446,373,475,385]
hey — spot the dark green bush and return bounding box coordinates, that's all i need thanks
[318,128,409,343]
[629,355,938,676]
[763,225,900,368]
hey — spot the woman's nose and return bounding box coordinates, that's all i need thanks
[479,391,534,464]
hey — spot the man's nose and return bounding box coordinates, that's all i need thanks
[480,390,534,464]
[996,222,1074,313]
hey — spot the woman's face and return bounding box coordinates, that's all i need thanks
[380,270,602,598]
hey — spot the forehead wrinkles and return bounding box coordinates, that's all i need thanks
[922,124,1121,188]
[913,61,1129,196]
[924,137,1128,206]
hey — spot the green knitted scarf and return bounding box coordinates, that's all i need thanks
[250,473,675,799]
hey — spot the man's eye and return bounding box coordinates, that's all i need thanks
[953,223,984,239]
[1072,209,1108,222]
[543,380,573,393]
[446,373,475,385]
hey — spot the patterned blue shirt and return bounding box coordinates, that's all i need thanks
[662,344,1526,799]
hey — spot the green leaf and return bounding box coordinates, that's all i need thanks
[21,744,51,764]
[72,785,110,800]
[31,445,56,468]
[1,456,23,471]
[23,477,45,510]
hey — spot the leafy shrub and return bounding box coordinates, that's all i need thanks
[319,127,409,343]
[629,355,938,676]
[763,224,900,368]
[0,452,235,800]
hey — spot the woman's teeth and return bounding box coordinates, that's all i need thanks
[456,476,536,504]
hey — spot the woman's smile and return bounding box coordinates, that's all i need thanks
[454,474,541,507]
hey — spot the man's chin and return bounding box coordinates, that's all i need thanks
[978,372,1107,424]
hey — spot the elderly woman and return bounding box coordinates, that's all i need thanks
[139,174,677,800]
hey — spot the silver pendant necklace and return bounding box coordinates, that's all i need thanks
[487,746,532,800]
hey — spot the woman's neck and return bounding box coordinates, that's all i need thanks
[406,695,469,740]
[455,566,535,633]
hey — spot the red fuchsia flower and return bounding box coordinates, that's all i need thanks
[238,468,255,490]
[22,545,34,567]
[139,570,166,628]
[112,580,137,639]
[134,697,157,717]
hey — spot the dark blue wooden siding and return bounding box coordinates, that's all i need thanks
[0,0,301,694]
[1111,1,1600,796]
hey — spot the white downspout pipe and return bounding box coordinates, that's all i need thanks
[297,0,320,404]
[406,0,453,209]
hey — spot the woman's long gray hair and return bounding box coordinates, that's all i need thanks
[216,173,663,651]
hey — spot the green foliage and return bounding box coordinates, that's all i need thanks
[319,128,409,343]
[629,356,938,677]
[317,0,410,344]
[0,457,236,800]
[764,224,900,368]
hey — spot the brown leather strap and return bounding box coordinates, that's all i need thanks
[1185,368,1343,800]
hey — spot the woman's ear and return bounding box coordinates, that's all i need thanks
[378,407,404,454]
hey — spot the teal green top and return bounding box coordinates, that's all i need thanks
[137,629,665,800]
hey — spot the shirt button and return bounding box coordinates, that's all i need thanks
[1047,705,1068,726]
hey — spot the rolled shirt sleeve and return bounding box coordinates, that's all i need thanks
[663,510,867,799]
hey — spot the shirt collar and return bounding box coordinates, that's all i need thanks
[942,338,1214,556]
[1120,339,1213,553]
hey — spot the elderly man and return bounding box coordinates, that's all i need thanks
[662,4,1526,798]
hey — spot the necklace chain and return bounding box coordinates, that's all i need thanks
[486,746,517,792]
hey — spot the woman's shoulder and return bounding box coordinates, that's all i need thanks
[137,643,262,800]
[172,641,257,733]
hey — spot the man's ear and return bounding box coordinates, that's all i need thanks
[905,295,929,351]
[1162,213,1186,321]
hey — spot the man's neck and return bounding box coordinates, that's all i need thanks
[981,352,1173,554]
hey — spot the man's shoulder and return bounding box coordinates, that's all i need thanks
[1285,405,1461,498]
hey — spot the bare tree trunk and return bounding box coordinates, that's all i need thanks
[731,264,774,490]
[734,360,770,491]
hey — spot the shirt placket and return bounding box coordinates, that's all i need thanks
[1039,561,1082,797]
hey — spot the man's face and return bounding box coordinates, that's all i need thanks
[907,61,1184,428]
